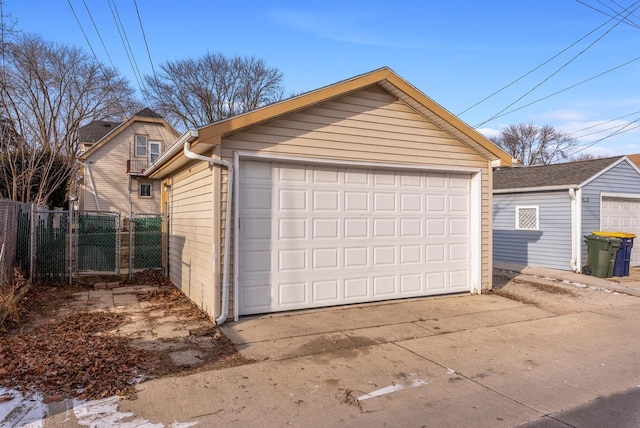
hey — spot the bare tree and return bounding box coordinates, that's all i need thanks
[569,152,608,162]
[0,33,140,205]
[489,123,577,166]
[144,52,285,130]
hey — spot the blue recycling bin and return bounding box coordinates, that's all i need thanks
[594,232,635,277]
[614,237,634,277]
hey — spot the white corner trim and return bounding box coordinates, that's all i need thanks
[470,172,482,294]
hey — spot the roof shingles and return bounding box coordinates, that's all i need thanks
[493,156,623,190]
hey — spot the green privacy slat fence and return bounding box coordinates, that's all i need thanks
[34,210,68,281]
[77,212,119,273]
[132,215,162,270]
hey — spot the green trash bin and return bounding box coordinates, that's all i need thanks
[584,234,621,278]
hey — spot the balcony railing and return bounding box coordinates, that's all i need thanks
[127,159,148,175]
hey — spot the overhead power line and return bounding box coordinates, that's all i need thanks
[475,54,640,123]
[458,5,628,117]
[133,0,157,79]
[568,117,640,156]
[107,0,144,92]
[569,109,640,137]
[575,0,640,29]
[475,1,640,128]
[66,0,101,65]
[81,0,115,69]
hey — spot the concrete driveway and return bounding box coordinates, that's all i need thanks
[40,271,640,427]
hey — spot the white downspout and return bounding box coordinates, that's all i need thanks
[78,161,100,211]
[569,188,581,272]
[183,140,233,325]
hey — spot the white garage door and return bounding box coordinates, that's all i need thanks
[237,160,471,315]
[601,196,640,266]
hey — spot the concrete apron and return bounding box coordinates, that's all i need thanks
[40,296,640,427]
[75,294,640,427]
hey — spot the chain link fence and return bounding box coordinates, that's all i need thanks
[130,214,163,276]
[76,212,121,275]
[33,209,71,282]
[0,197,164,284]
[0,200,30,285]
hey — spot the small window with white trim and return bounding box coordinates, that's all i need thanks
[149,141,161,163]
[139,183,152,198]
[515,206,539,230]
[135,135,147,157]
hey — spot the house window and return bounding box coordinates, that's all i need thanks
[135,135,147,157]
[149,141,161,163]
[515,206,539,230]
[140,183,152,198]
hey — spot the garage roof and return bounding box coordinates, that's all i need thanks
[147,67,512,178]
[494,156,626,193]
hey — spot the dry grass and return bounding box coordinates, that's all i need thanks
[0,270,29,329]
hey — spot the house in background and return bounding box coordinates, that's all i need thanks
[145,67,512,322]
[493,156,640,272]
[77,108,179,217]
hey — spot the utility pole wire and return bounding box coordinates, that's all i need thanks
[66,0,101,66]
[475,1,640,127]
[476,54,640,124]
[107,0,144,93]
[459,6,624,116]
[81,0,115,69]
[576,0,640,29]
[133,0,157,78]
[569,118,640,156]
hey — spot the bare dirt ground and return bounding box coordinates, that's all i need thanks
[0,272,251,402]
[492,269,640,315]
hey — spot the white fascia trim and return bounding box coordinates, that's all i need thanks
[578,156,626,188]
[234,151,482,174]
[601,192,640,200]
[494,184,575,194]
[144,130,199,177]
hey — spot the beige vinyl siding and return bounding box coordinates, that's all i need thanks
[83,121,176,215]
[168,161,216,318]
[219,85,493,310]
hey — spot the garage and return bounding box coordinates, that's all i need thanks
[147,68,512,322]
[237,159,472,315]
[601,196,640,266]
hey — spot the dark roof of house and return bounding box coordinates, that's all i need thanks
[77,120,120,143]
[134,108,163,118]
[494,156,624,190]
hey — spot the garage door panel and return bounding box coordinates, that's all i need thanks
[602,196,640,266]
[238,160,471,315]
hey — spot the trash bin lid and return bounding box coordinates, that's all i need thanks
[593,231,637,239]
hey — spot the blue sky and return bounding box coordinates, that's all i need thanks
[5,0,640,157]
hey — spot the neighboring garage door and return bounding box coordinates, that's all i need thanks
[601,196,640,266]
[237,159,471,315]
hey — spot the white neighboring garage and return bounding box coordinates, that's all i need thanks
[146,67,512,322]
[601,195,640,266]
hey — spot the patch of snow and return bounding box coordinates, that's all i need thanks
[0,388,196,428]
[0,388,45,428]
[72,396,163,427]
[357,379,427,401]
